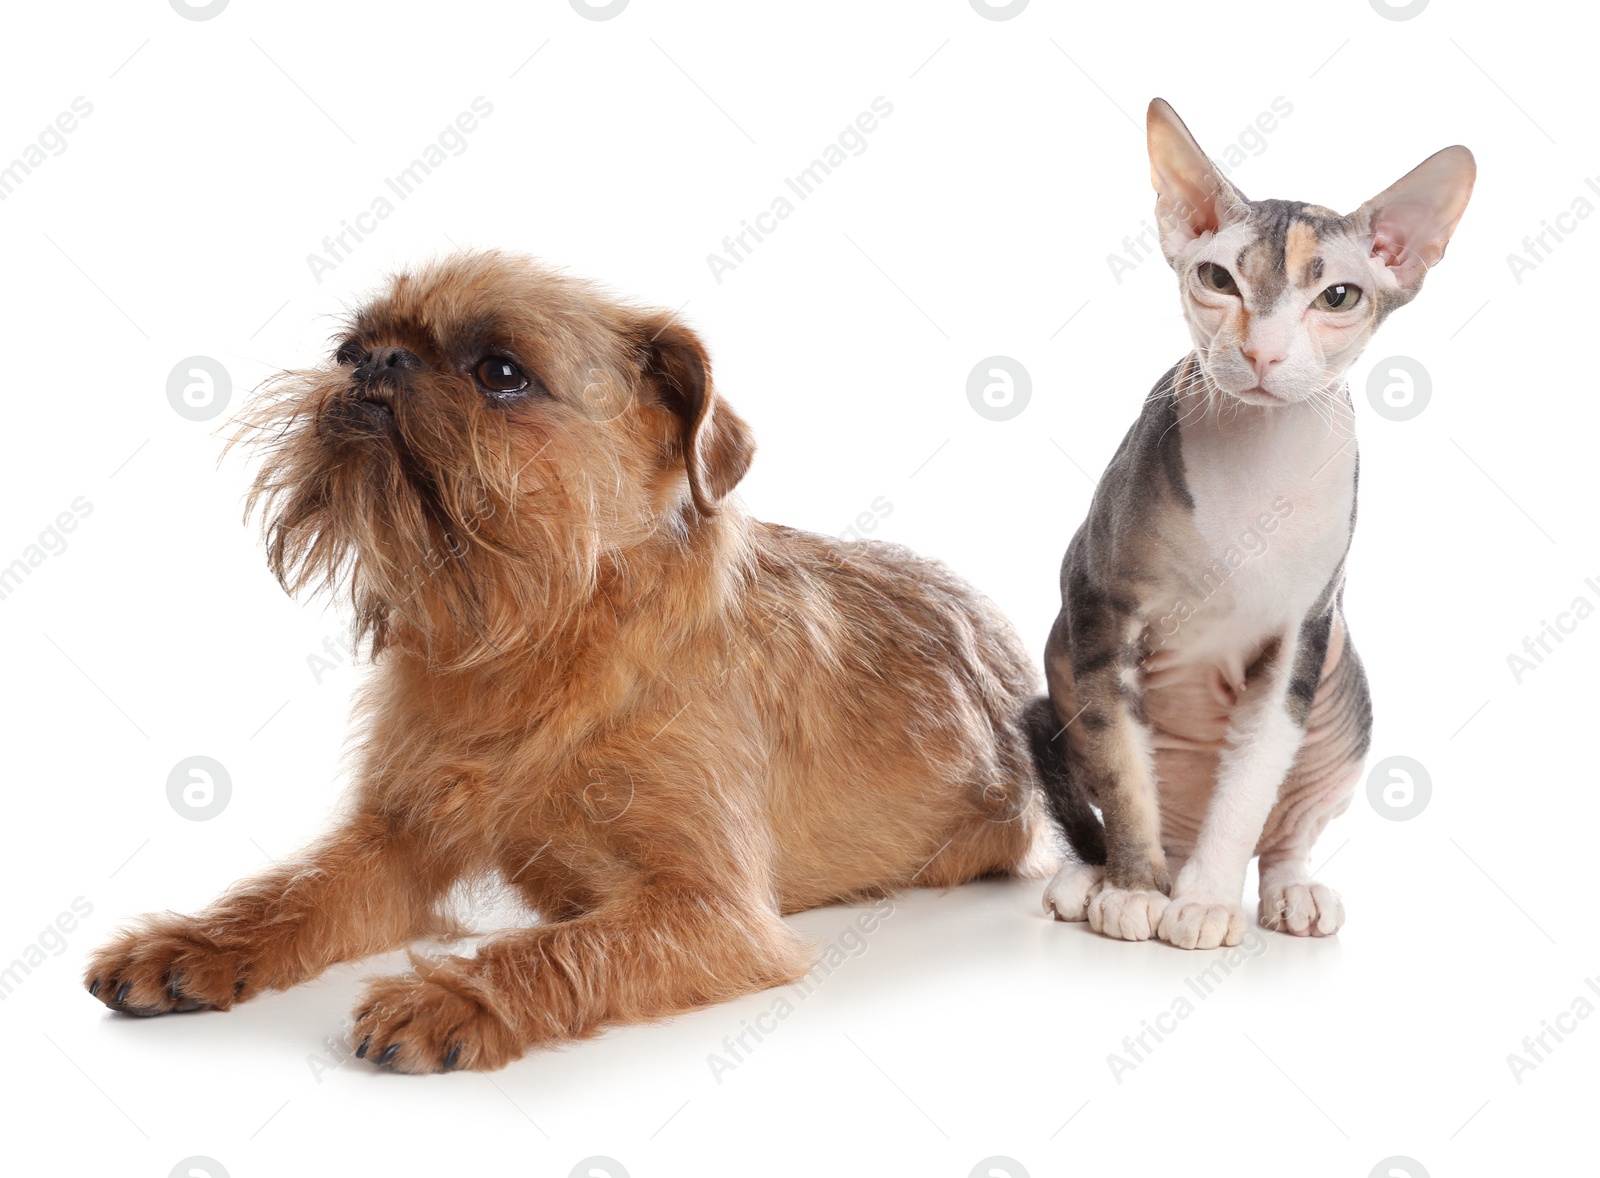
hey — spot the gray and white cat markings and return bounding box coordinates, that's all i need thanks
[1028,99,1474,949]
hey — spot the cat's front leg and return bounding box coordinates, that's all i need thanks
[1050,622,1172,941]
[1082,707,1172,941]
[1158,646,1305,951]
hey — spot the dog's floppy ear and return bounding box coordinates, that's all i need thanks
[638,314,755,514]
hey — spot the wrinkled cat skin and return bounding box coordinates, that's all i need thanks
[1031,99,1474,949]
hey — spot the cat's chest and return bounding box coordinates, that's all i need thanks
[1149,405,1356,651]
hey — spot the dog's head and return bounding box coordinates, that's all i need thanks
[242,251,755,661]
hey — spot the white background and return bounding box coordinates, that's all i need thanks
[1,1,1595,1175]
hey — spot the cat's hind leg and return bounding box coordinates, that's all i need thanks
[1258,857,1347,937]
[1257,765,1360,937]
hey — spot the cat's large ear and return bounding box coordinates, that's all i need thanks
[1350,146,1476,298]
[1148,98,1248,262]
[637,312,755,515]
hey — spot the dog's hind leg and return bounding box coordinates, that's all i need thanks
[346,885,812,1072]
[84,809,461,1016]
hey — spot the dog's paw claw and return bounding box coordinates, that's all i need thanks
[84,918,248,1016]
[351,970,520,1074]
[163,972,208,1014]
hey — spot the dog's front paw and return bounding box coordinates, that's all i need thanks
[1156,898,1247,950]
[84,916,249,1016]
[1044,862,1105,922]
[1259,881,1344,937]
[351,968,521,1074]
[1087,887,1168,940]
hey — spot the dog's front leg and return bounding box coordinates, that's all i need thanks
[348,887,812,1072]
[85,810,458,1015]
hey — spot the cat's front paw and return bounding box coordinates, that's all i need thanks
[84,915,251,1016]
[1259,880,1344,937]
[1044,862,1105,922]
[1157,898,1247,950]
[1087,887,1168,940]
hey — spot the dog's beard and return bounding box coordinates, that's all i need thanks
[237,372,601,666]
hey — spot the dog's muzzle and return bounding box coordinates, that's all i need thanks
[351,346,423,408]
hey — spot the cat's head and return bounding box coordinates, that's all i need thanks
[1147,98,1474,407]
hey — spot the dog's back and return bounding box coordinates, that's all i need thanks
[739,522,1056,909]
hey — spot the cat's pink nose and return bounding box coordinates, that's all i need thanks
[1240,345,1284,381]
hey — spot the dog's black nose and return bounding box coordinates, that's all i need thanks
[353,347,423,385]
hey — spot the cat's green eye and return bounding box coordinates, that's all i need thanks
[1313,283,1362,311]
[1197,263,1238,294]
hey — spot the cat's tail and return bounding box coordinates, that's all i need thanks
[1021,695,1107,866]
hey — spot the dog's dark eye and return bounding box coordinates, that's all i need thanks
[474,356,529,395]
[335,339,367,366]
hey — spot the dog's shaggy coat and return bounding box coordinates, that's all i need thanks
[84,252,1052,1071]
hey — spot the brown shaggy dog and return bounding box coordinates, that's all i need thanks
[83,252,1052,1072]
